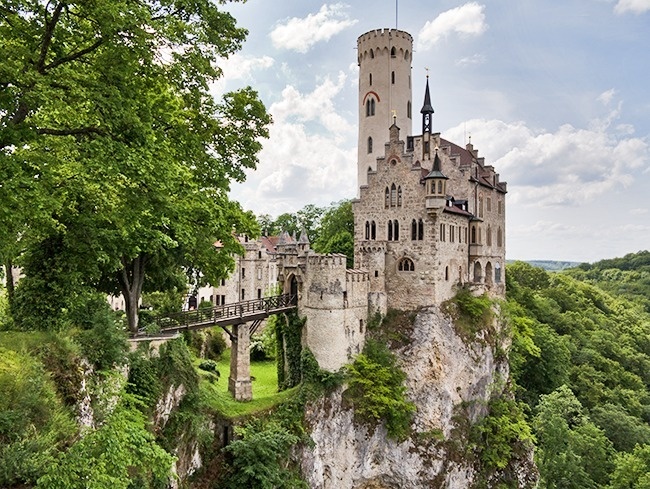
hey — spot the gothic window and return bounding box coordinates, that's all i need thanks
[371,221,376,240]
[393,219,399,240]
[498,200,503,215]
[487,197,492,212]
[390,183,397,207]
[367,136,373,154]
[479,228,482,243]
[497,227,503,247]
[411,219,417,240]
[391,46,396,58]
[450,226,455,243]
[440,223,445,242]
[478,197,484,218]
[495,263,502,283]
[405,50,410,61]
[365,221,370,240]
[398,257,414,272]
[486,226,492,246]
[366,98,376,117]
[385,187,390,208]
[473,262,482,283]
[407,101,411,119]
[438,180,443,194]
[464,227,468,243]
[471,226,477,244]
[391,71,395,84]
[387,221,393,241]
[418,219,424,240]
[397,186,402,207]
[370,49,374,59]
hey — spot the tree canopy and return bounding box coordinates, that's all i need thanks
[1,0,271,332]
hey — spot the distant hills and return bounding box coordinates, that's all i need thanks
[507,260,581,272]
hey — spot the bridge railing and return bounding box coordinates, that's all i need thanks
[149,293,297,333]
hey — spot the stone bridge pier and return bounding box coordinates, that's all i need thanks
[228,323,252,401]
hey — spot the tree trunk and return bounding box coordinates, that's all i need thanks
[4,260,15,306]
[118,254,147,334]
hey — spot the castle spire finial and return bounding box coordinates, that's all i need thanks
[421,76,434,134]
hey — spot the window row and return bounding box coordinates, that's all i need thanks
[469,225,504,247]
[439,224,468,243]
[367,47,410,61]
[385,184,402,207]
[477,196,504,218]
[363,97,411,121]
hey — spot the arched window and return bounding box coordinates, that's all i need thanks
[440,223,445,242]
[495,263,502,283]
[411,219,417,240]
[485,262,493,285]
[365,221,370,240]
[478,197,484,218]
[367,136,373,154]
[390,183,397,207]
[397,186,402,207]
[398,257,414,272]
[371,221,376,240]
[370,98,375,115]
[418,219,424,240]
[497,227,503,247]
[393,219,399,240]
[390,46,396,58]
[385,187,389,208]
[473,262,482,283]
[407,101,411,119]
[366,100,370,117]
[471,226,477,244]
[369,73,372,85]
[437,180,443,194]
[486,226,492,246]
[450,226,455,243]
[391,71,395,84]
[404,50,410,61]
[387,221,393,241]
[370,49,374,59]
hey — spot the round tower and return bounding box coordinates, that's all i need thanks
[357,29,413,188]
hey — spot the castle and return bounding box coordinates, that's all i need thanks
[191,28,507,372]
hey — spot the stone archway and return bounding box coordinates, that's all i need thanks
[473,261,483,283]
[485,262,493,285]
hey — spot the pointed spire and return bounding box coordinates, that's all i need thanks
[420,76,434,115]
[424,149,448,180]
[298,228,310,244]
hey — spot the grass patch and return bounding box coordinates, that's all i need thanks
[199,348,299,418]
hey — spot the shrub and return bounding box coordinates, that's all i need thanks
[344,339,415,440]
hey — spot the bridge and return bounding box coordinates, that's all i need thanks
[132,294,298,402]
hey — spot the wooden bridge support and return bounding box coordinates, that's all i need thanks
[228,323,252,401]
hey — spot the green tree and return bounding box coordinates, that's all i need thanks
[312,200,354,267]
[534,385,613,488]
[0,0,270,333]
[609,444,650,489]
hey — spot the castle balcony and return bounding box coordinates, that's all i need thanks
[425,195,445,211]
[469,243,483,258]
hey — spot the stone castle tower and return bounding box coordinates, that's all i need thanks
[357,29,413,187]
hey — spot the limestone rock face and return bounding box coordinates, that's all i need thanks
[300,307,536,488]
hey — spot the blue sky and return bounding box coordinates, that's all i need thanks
[215,1,650,262]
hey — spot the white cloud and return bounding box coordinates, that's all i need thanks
[211,53,274,96]
[456,53,486,67]
[417,2,487,50]
[270,4,358,53]
[614,0,650,14]
[444,113,650,208]
[597,88,617,105]
[230,73,357,216]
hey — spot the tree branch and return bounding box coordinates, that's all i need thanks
[36,126,104,137]
[44,38,104,71]
[37,1,65,73]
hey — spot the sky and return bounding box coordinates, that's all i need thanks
[214,0,650,263]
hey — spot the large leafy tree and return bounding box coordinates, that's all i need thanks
[0,0,270,332]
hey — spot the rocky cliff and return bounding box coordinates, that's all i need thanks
[300,306,537,488]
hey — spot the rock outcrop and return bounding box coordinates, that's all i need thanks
[300,306,537,488]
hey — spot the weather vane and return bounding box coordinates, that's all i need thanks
[425,67,430,79]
